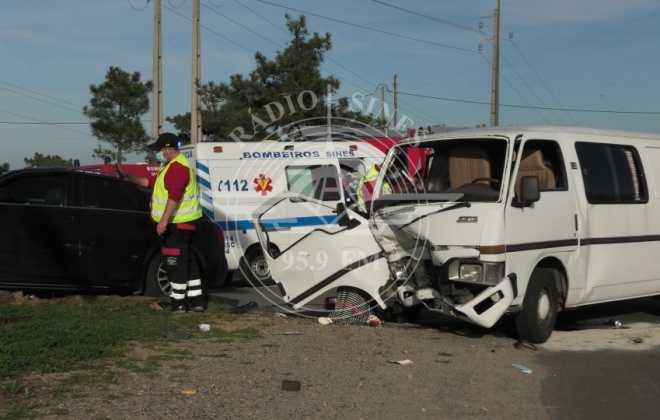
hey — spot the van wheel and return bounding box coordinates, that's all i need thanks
[515,267,558,344]
[244,248,273,285]
[145,254,171,297]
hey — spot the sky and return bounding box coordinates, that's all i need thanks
[2,0,660,169]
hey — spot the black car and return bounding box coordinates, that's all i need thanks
[0,167,228,296]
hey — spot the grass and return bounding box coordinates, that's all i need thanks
[0,294,262,419]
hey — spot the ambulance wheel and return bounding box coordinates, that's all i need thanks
[515,267,558,344]
[244,248,272,285]
[145,254,171,297]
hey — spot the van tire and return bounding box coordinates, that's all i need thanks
[515,267,558,344]
[145,254,170,297]
[244,248,273,285]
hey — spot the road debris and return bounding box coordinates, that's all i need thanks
[514,339,537,351]
[163,330,191,340]
[231,301,258,314]
[511,364,532,374]
[389,359,413,366]
[281,380,301,392]
[180,388,197,395]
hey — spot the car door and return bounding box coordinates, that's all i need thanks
[254,194,392,310]
[282,162,346,246]
[75,174,157,288]
[0,173,80,285]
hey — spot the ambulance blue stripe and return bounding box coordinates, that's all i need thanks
[196,161,209,174]
[201,191,212,204]
[197,175,212,189]
[218,215,338,231]
[202,207,214,219]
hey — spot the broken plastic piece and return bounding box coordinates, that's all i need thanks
[511,363,532,374]
[318,317,333,325]
[389,359,413,365]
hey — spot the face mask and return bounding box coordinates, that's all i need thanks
[156,151,167,163]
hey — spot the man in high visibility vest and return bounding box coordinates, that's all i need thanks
[125,132,205,313]
[356,164,387,214]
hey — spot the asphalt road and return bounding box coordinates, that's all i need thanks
[209,281,660,419]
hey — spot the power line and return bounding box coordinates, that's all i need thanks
[371,0,480,33]
[397,91,660,115]
[0,108,91,135]
[256,0,476,53]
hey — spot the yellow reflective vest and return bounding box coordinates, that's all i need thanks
[357,165,391,213]
[151,153,202,223]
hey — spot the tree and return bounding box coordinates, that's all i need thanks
[0,162,9,172]
[83,66,153,163]
[167,14,374,141]
[23,153,72,167]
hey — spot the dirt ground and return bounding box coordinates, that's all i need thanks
[4,290,551,420]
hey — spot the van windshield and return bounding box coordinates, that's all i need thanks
[374,138,508,209]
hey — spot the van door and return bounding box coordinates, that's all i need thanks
[254,195,392,310]
[504,139,580,302]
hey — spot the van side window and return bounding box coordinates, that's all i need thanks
[285,165,341,201]
[514,140,566,199]
[575,142,647,203]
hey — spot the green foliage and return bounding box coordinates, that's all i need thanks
[83,66,153,163]
[23,152,73,167]
[168,14,374,141]
[0,162,9,171]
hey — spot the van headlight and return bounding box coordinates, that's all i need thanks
[451,261,503,286]
[459,264,482,283]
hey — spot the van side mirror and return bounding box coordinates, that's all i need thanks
[336,202,361,229]
[520,176,540,206]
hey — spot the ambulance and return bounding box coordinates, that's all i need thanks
[180,137,399,284]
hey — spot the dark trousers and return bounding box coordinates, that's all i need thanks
[161,219,204,308]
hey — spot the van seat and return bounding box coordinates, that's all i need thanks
[448,146,491,189]
[515,149,556,198]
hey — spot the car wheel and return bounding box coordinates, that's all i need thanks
[244,247,273,286]
[145,254,171,297]
[515,267,558,344]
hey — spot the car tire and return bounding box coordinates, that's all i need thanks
[145,254,171,297]
[515,267,558,344]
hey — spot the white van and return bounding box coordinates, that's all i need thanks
[181,139,393,284]
[255,125,660,343]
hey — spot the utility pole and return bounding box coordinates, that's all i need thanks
[151,0,162,139]
[190,0,202,143]
[393,74,398,129]
[490,0,500,127]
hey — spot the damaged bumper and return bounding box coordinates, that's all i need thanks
[399,274,516,329]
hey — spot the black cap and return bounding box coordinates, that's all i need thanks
[147,132,179,151]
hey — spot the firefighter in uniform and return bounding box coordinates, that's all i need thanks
[125,132,205,313]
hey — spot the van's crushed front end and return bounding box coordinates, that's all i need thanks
[370,134,515,328]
